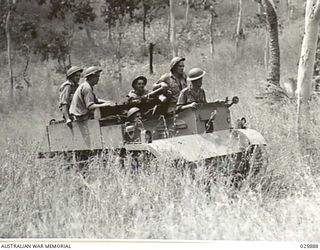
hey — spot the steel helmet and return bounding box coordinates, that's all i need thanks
[170,56,185,71]
[127,107,141,119]
[67,66,83,77]
[187,68,206,81]
[83,66,102,78]
[132,76,147,89]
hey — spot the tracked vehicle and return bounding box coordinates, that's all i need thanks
[38,97,266,178]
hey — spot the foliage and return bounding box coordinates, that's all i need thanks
[101,0,139,27]
[132,0,168,41]
[0,0,96,71]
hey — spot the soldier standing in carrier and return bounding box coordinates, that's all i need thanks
[176,68,207,112]
[69,66,112,121]
[153,56,187,103]
[58,66,83,126]
[126,76,149,104]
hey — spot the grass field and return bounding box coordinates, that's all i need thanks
[1,1,320,241]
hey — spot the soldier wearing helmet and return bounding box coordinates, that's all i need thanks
[69,66,112,121]
[126,76,149,104]
[127,107,143,124]
[153,56,187,103]
[124,107,144,143]
[176,68,207,112]
[58,66,83,126]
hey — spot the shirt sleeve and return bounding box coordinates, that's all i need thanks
[59,85,71,107]
[154,74,170,89]
[82,86,96,108]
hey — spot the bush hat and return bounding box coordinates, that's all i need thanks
[170,56,185,71]
[127,107,141,119]
[187,68,206,81]
[83,66,102,78]
[132,76,147,88]
[67,66,83,77]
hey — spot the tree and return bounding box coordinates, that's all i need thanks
[185,0,191,27]
[209,4,218,56]
[133,0,166,42]
[254,0,280,86]
[101,0,138,100]
[190,0,218,56]
[296,0,320,145]
[169,0,178,57]
[235,0,245,49]
[5,0,15,103]
[45,0,96,70]
[286,0,296,18]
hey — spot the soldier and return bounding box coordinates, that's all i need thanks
[58,66,83,125]
[69,66,112,121]
[127,107,143,125]
[124,107,144,143]
[176,68,207,112]
[126,76,149,104]
[153,56,187,103]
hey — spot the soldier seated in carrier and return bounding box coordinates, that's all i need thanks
[126,76,149,104]
[124,107,145,143]
[176,68,207,112]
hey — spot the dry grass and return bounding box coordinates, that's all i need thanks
[1,2,320,240]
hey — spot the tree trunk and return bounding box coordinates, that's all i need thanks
[167,10,171,41]
[117,33,123,86]
[185,0,190,26]
[253,0,262,15]
[169,0,178,57]
[5,9,14,103]
[263,0,280,86]
[296,0,320,146]
[149,43,154,74]
[142,2,147,42]
[264,30,269,72]
[209,10,215,56]
[108,19,112,42]
[114,20,123,102]
[22,44,31,97]
[258,2,262,15]
[235,0,243,48]
[286,0,295,18]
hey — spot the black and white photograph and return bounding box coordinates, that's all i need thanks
[0,0,319,248]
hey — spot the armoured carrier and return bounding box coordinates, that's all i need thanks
[38,97,266,178]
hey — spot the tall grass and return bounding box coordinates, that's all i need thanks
[1,2,320,240]
[1,135,320,240]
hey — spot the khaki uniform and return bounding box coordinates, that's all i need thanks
[58,80,78,110]
[155,72,187,103]
[177,86,207,106]
[69,81,98,119]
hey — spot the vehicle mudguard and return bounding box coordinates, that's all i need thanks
[125,129,266,162]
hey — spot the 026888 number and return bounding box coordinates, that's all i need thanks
[300,244,319,248]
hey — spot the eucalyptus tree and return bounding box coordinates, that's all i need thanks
[296,0,320,145]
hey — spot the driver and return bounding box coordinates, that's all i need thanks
[124,107,144,143]
[176,68,207,112]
